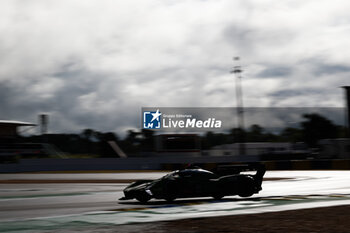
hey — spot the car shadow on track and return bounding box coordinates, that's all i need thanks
[118,197,262,206]
[118,193,350,206]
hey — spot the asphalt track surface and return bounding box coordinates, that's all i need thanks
[1,171,350,232]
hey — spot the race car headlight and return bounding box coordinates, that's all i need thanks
[145,189,153,196]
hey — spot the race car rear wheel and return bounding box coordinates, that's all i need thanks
[237,176,255,197]
[238,190,254,197]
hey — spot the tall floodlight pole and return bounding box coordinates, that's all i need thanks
[230,57,245,156]
[342,86,350,137]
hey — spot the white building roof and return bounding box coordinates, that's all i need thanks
[0,120,36,126]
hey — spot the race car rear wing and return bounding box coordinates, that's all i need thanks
[215,163,266,186]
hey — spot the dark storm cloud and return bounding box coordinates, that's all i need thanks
[0,61,138,134]
[314,64,350,75]
[206,88,228,96]
[266,87,342,108]
[258,66,293,78]
[0,82,19,118]
[41,69,139,133]
[269,89,322,98]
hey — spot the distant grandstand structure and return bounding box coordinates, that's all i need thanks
[0,120,36,142]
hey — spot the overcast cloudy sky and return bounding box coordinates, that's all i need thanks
[1,0,350,136]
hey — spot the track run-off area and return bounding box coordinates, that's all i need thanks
[1,170,350,232]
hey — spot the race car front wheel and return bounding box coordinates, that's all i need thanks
[136,194,151,203]
[165,195,176,202]
[212,194,224,200]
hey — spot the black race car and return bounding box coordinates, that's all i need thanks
[119,164,266,203]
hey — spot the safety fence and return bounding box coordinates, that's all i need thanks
[162,159,350,171]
